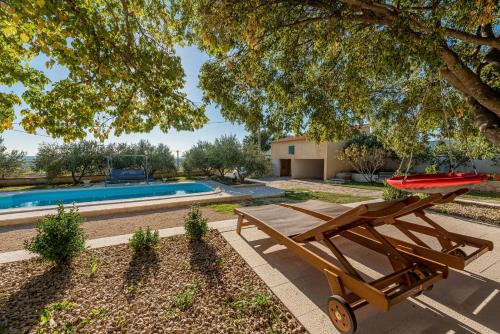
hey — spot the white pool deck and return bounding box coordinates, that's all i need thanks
[1,201,498,334]
[0,180,284,226]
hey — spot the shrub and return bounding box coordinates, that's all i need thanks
[339,144,386,184]
[424,164,438,174]
[25,204,86,264]
[382,180,410,201]
[129,227,160,253]
[184,205,208,241]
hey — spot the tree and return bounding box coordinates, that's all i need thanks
[0,0,206,141]
[149,143,177,176]
[34,143,63,182]
[339,138,387,183]
[431,135,499,172]
[234,143,271,183]
[178,1,500,146]
[0,137,25,178]
[243,129,275,152]
[182,141,213,176]
[34,141,105,184]
[61,141,105,184]
[128,140,176,177]
[209,135,242,179]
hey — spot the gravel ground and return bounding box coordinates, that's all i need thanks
[431,202,500,225]
[0,230,307,334]
[256,178,382,197]
[0,207,233,253]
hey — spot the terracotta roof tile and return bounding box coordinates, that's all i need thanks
[271,135,307,144]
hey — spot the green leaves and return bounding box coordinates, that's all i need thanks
[0,0,207,140]
[0,137,26,178]
[24,204,86,264]
[177,0,499,145]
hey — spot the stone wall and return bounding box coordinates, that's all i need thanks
[469,181,500,193]
[0,171,206,187]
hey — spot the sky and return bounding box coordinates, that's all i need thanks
[1,45,247,156]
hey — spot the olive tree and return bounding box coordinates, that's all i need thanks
[182,141,213,176]
[34,141,105,184]
[234,144,271,183]
[127,140,176,177]
[34,143,64,182]
[209,135,242,179]
[0,137,26,178]
[339,135,387,183]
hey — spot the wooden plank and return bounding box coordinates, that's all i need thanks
[236,204,325,237]
[323,236,364,281]
[289,205,368,243]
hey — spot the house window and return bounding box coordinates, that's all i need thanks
[288,145,295,155]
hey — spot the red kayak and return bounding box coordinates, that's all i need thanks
[387,173,488,194]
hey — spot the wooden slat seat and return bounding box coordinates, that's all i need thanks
[285,200,352,218]
[236,204,326,237]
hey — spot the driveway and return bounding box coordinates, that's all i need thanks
[253,178,382,198]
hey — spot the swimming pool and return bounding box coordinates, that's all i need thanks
[0,183,214,210]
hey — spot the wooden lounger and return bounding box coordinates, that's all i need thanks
[235,197,448,334]
[282,189,493,270]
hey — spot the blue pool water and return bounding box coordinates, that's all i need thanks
[0,183,213,210]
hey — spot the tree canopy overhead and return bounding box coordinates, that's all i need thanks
[0,0,206,141]
[177,0,500,146]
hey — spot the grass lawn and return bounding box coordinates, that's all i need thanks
[284,188,374,203]
[0,231,306,333]
[336,181,384,191]
[205,203,240,214]
[205,189,374,214]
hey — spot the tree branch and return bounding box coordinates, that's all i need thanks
[443,27,500,49]
[439,45,500,118]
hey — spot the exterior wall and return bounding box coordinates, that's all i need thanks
[271,159,280,177]
[291,159,324,179]
[271,139,328,179]
[324,141,351,180]
[470,181,500,193]
[270,140,327,160]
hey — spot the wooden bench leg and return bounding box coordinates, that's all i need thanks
[236,214,243,235]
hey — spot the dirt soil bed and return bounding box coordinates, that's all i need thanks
[431,202,500,225]
[0,207,233,253]
[0,230,307,334]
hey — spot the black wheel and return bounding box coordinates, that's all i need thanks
[408,266,433,295]
[327,295,357,334]
[450,248,467,258]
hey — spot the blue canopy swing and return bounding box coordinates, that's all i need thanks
[105,154,149,185]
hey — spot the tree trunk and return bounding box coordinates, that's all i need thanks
[71,170,77,185]
[438,47,500,146]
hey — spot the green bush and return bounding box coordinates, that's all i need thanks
[382,180,410,201]
[25,204,86,264]
[129,227,160,253]
[184,205,208,241]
